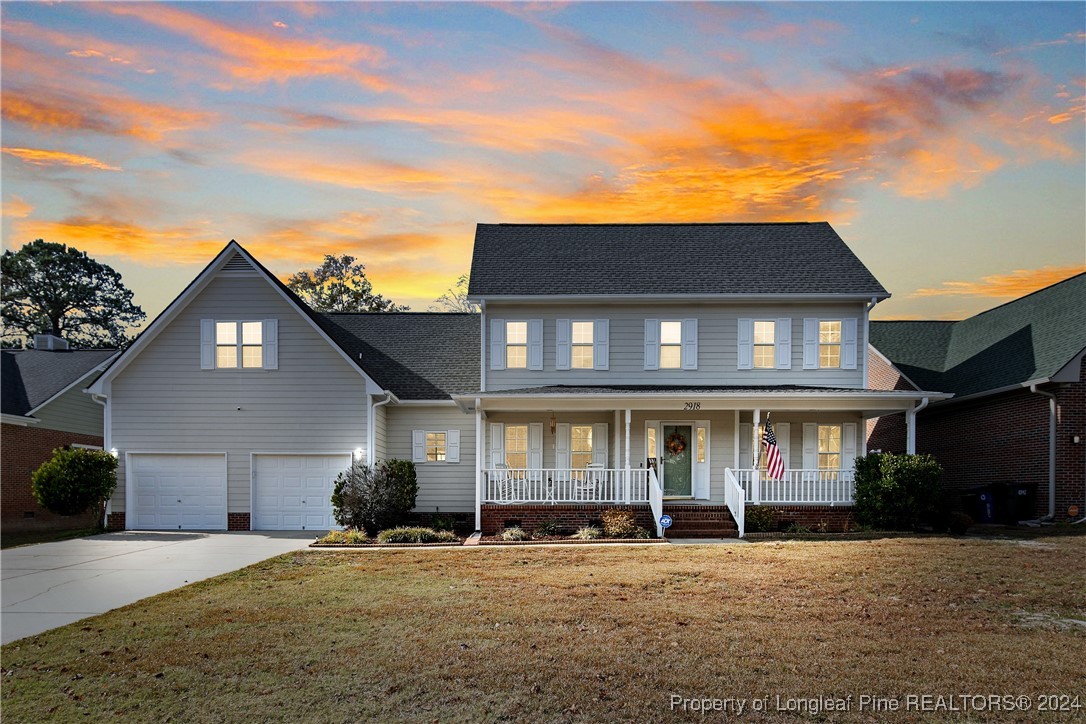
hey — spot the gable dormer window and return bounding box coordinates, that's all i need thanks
[216,321,262,368]
[506,321,528,369]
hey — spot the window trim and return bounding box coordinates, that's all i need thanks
[571,320,594,370]
[752,319,776,370]
[215,320,264,370]
[505,320,528,370]
[659,320,683,369]
[817,423,842,471]
[818,320,842,369]
[505,423,529,469]
[425,431,447,462]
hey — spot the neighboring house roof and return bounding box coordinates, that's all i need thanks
[468,222,889,298]
[318,313,480,400]
[1,348,117,418]
[870,272,1086,398]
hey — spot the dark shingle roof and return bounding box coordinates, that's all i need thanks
[318,313,480,400]
[1,348,117,417]
[468,222,888,297]
[870,272,1086,398]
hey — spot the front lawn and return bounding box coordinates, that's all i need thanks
[3,535,1084,721]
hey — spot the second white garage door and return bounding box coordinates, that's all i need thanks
[252,454,352,530]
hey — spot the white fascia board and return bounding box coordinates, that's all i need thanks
[27,353,119,416]
[1,413,40,426]
[471,293,890,304]
[866,343,923,392]
[87,241,382,395]
[393,399,456,406]
[928,378,1052,408]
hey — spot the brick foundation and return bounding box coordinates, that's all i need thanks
[1,423,104,533]
[757,505,856,533]
[227,512,251,531]
[481,504,655,536]
[408,511,476,536]
[106,511,126,531]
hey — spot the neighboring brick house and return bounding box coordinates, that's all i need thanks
[867,272,1086,522]
[1,339,117,533]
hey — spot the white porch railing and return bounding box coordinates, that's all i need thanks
[723,468,745,538]
[483,468,650,504]
[733,469,856,505]
[648,468,663,538]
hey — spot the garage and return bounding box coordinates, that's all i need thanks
[252,454,351,531]
[128,453,227,530]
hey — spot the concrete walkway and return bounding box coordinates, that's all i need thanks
[1,531,314,644]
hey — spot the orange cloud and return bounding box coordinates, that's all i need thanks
[2,196,33,219]
[2,89,210,142]
[105,4,388,90]
[12,216,228,265]
[235,150,455,194]
[2,147,121,171]
[911,266,1086,299]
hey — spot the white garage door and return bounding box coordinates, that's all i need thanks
[252,454,351,531]
[129,453,227,530]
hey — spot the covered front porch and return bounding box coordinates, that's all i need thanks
[456,386,946,537]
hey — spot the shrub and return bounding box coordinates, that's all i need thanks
[31,447,117,521]
[376,526,458,544]
[570,526,602,540]
[498,526,530,541]
[331,459,418,533]
[854,453,944,531]
[785,522,812,535]
[430,514,455,532]
[534,518,563,536]
[744,506,776,533]
[317,528,369,545]
[946,511,974,536]
[600,508,643,538]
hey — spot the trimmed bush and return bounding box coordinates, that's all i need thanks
[600,508,639,537]
[570,526,602,540]
[317,528,369,545]
[854,453,944,530]
[534,518,563,537]
[376,527,458,544]
[498,526,530,541]
[31,447,117,521]
[331,459,418,533]
[946,512,974,536]
[744,506,776,533]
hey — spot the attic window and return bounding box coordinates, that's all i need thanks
[216,321,263,368]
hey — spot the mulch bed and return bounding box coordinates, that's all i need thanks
[309,541,464,548]
[478,536,665,546]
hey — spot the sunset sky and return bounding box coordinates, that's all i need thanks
[2,2,1083,324]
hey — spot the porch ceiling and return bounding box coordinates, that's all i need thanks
[454,385,950,414]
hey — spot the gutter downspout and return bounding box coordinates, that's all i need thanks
[906,396,929,455]
[368,391,393,465]
[1029,384,1058,520]
[92,393,111,527]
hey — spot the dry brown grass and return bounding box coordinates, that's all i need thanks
[3,534,1084,722]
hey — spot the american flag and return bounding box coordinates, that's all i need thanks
[762,417,785,480]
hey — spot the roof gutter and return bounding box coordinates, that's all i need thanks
[1029,383,1058,520]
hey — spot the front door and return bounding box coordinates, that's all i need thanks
[661,424,693,497]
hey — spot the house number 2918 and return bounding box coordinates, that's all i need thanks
[683,402,701,410]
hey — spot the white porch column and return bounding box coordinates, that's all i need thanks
[613,410,621,468]
[474,400,483,532]
[751,408,761,505]
[624,408,632,503]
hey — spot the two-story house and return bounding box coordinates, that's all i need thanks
[87,222,943,537]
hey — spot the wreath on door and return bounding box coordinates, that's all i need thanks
[665,431,687,456]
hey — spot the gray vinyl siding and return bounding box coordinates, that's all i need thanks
[385,405,475,512]
[484,412,615,468]
[485,302,867,390]
[32,385,104,436]
[373,403,387,462]
[109,271,367,513]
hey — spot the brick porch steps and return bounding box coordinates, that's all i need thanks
[663,505,739,538]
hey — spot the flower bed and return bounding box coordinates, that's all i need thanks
[478,536,665,546]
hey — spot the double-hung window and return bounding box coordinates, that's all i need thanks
[572,321,594,369]
[753,321,775,369]
[659,321,682,369]
[426,432,447,462]
[571,425,593,469]
[506,322,527,369]
[216,321,262,369]
[505,425,528,469]
[819,321,842,368]
[818,425,841,471]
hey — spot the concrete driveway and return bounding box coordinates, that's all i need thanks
[1,531,315,644]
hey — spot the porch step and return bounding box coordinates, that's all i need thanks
[662,506,739,538]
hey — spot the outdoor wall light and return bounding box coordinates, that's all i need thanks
[354,447,364,460]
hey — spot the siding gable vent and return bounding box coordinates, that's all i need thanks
[220,253,257,276]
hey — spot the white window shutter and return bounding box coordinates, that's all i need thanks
[842,318,858,369]
[739,423,752,469]
[446,429,461,463]
[776,318,791,369]
[775,422,791,469]
[555,423,571,470]
[682,319,698,370]
[594,319,609,370]
[489,423,504,467]
[803,318,819,370]
[528,423,543,469]
[644,319,659,370]
[592,423,608,466]
[262,319,278,370]
[200,319,215,370]
[802,423,818,469]
[412,430,425,463]
[556,319,572,370]
[490,319,505,370]
[842,422,858,474]
[528,319,543,370]
[737,318,753,370]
